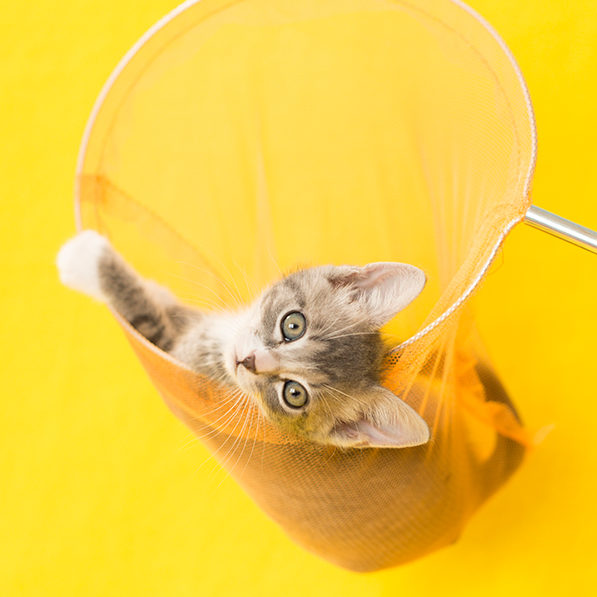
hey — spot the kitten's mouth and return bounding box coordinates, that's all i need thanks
[231,351,253,381]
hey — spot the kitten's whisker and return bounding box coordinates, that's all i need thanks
[231,258,259,302]
[169,273,228,307]
[259,408,267,473]
[201,401,245,449]
[316,312,343,338]
[217,404,254,485]
[230,412,255,478]
[194,395,246,476]
[175,296,228,311]
[182,392,242,433]
[182,392,235,426]
[188,408,242,445]
[322,383,357,401]
[189,391,247,441]
[205,398,249,481]
[171,273,247,314]
[212,423,245,481]
[176,403,241,450]
[320,313,372,339]
[217,400,250,465]
[238,410,263,480]
[175,260,245,309]
[171,259,223,282]
[193,255,246,309]
[191,392,245,424]
[222,261,247,308]
[176,428,210,452]
[319,391,338,424]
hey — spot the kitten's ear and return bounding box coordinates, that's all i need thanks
[328,386,430,449]
[330,262,426,327]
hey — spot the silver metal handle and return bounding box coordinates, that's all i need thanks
[525,205,597,254]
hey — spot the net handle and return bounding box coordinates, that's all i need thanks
[525,205,597,254]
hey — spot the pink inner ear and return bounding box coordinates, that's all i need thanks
[338,418,426,448]
[349,262,426,326]
[329,386,430,449]
[351,419,416,446]
[331,414,429,449]
[352,263,401,291]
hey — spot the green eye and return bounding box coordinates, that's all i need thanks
[281,311,306,341]
[282,380,308,409]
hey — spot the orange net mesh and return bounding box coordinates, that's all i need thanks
[76,0,536,570]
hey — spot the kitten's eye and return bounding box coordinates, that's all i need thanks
[281,311,306,341]
[282,380,308,409]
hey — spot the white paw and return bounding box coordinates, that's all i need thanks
[57,230,111,301]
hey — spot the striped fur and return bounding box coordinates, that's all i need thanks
[58,231,428,448]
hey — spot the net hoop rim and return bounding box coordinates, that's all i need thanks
[73,0,538,356]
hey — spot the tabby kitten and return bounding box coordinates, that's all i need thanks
[57,230,429,449]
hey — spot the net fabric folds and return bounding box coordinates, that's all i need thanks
[76,0,536,571]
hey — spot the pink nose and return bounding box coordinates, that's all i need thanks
[253,349,279,374]
[238,354,256,373]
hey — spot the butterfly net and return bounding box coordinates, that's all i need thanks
[76,0,536,571]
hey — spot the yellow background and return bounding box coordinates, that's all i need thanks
[2,0,596,595]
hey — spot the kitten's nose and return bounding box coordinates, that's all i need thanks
[239,353,256,374]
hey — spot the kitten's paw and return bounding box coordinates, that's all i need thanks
[57,230,111,301]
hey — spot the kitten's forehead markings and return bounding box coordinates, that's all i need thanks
[259,286,282,342]
[281,276,306,309]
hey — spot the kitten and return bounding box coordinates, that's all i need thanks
[57,230,429,449]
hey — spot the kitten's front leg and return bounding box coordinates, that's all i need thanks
[57,230,194,351]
